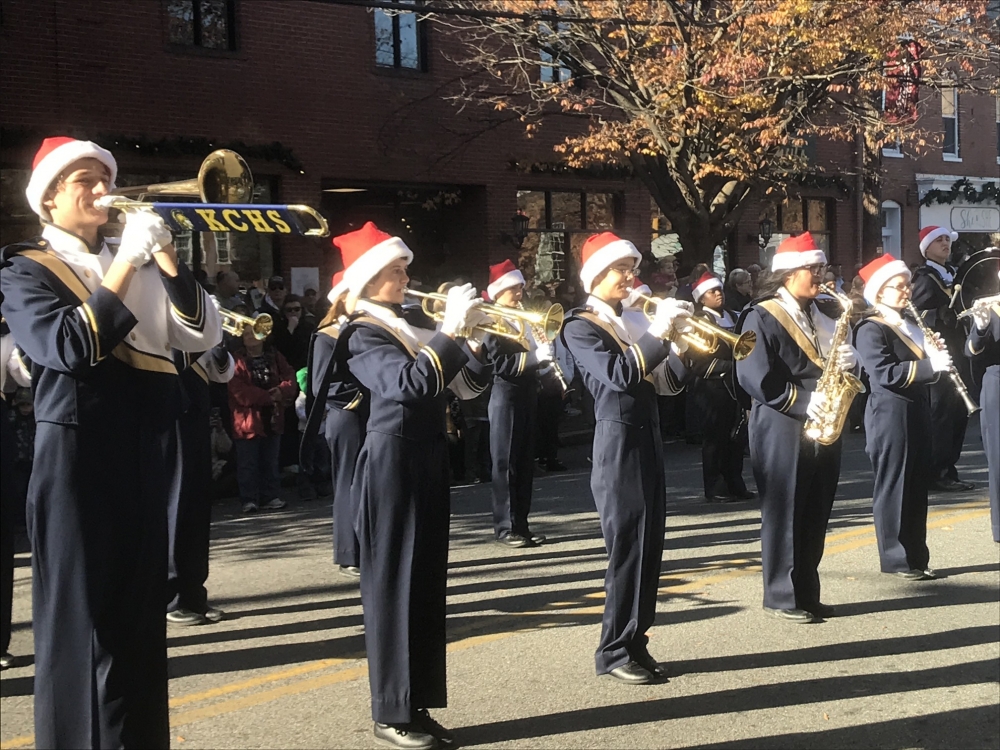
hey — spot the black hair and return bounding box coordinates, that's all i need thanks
[754,269,796,299]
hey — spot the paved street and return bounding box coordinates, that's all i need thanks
[2,422,998,749]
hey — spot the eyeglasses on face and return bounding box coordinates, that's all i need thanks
[882,283,910,292]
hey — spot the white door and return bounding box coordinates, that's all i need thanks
[881,201,901,256]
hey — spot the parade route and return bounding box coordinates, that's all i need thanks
[2,428,998,749]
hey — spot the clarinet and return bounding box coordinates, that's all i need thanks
[904,301,980,415]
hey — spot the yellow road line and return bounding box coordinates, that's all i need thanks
[1,501,991,749]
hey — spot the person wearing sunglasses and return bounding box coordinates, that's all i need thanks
[735,232,859,624]
[854,255,953,581]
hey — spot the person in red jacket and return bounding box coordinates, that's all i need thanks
[228,319,298,513]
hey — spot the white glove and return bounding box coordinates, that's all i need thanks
[928,346,953,373]
[971,308,991,332]
[835,344,857,372]
[118,211,173,268]
[647,299,693,339]
[806,391,828,421]
[534,341,554,364]
[440,283,481,337]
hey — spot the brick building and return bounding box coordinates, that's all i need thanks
[1,0,997,297]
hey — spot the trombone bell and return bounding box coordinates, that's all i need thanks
[114,149,254,203]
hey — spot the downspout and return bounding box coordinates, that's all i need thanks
[855,129,865,264]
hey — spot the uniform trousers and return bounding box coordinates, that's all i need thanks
[30,419,171,749]
[535,390,562,463]
[0,399,14,656]
[590,419,666,674]
[750,404,841,611]
[692,380,747,497]
[355,432,450,724]
[168,406,213,614]
[865,391,932,572]
[981,366,1000,542]
[489,381,537,538]
[325,407,363,568]
[928,377,970,482]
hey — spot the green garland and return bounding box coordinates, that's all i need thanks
[1,126,304,172]
[920,178,999,207]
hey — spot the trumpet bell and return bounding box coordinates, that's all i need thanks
[220,308,272,340]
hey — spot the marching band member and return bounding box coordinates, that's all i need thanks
[0,137,221,748]
[560,232,690,685]
[965,268,1000,543]
[480,259,552,548]
[334,222,486,749]
[688,272,753,503]
[735,232,857,624]
[853,255,950,580]
[910,226,974,492]
[304,270,363,577]
[166,342,235,625]
[0,314,31,670]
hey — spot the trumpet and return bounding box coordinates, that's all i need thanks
[635,294,756,360]
[220,308,273,340]
[98,149,330,237]
[406,290,564,344]
[519,302,572,394]
[956,294,1000,320]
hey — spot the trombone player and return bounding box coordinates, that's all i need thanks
[479,259,555,548]
[0,137,221,748]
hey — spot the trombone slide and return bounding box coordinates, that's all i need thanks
[99,197,330,238]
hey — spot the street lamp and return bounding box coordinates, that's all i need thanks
[758,218,773,249]
[511,210,530,249]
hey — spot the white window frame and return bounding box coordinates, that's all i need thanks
[995,96,999,165]
[214,232,231,265]
[881,200,902,256]
[880,88,904,158]
[941,87,961,162]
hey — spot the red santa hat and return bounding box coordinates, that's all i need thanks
[25,137,118,218]
[770,232,827,272]
[859,253,910,304]
[579,232,641,293]
[631,277,652,297]
[334,221,413,296]
[485,259,525,301]
[918,225,958,257]
[692,272,723,302]
[327,270,349,303]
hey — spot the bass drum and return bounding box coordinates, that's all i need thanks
[955,247,1000,313]
[954,246,1000,399]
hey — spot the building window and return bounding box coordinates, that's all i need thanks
[881,200,901,256]
[942,86,959,158]
[215,233,232,265]
[374,1,424,70]
[167,0,236,50]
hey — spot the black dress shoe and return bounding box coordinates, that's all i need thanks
[374,722,438,750]
[731,490,756,500]
[930,478,968,493]
[606,661,655,684]
[634,654,669,680]
[890,569,929,581]
[495,533,532,548]
[763,607,816,623]
[414,709,455,747]
[803,602,836,619]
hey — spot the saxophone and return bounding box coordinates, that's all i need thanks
[803,284,865,445]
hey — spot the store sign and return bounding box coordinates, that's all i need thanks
[950,206,1000,233]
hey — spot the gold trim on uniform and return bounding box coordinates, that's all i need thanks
[420,346,445,396]
[779,384,798,414]
[111,342,178,374]
[517,351,527,377]
[192,361,209,383]
[968,340,984,356]
[904,361,917,387]
[171,289,206,331]
[628,343,647,378]
[343,391,364,412]
[705,359,718,378]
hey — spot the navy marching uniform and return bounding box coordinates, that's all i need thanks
[910,250,971,488]
[167,345,235,623]
[687,304,750,501]
[1,223,220,747]
[561,294,685,677]
[854,301,939,575]
[966,300,1000,542]
[735,233,855,620]
[307,315,365,571]
[338,298,482,727]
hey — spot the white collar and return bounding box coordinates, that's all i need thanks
[776,287,814,317]
[356,299,434,351]
[586,295,653,345]
[874,304,903,325]
[41,223,111,270]
[925,260,954,284]
[702,306,734,327]
[874,303,923,347]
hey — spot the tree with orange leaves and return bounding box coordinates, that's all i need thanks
[429,0,997,264]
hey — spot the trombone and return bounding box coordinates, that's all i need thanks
[97,149,330,237]
[406,290,564,344]
[220,308,273,340]
[636,293,756,361]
